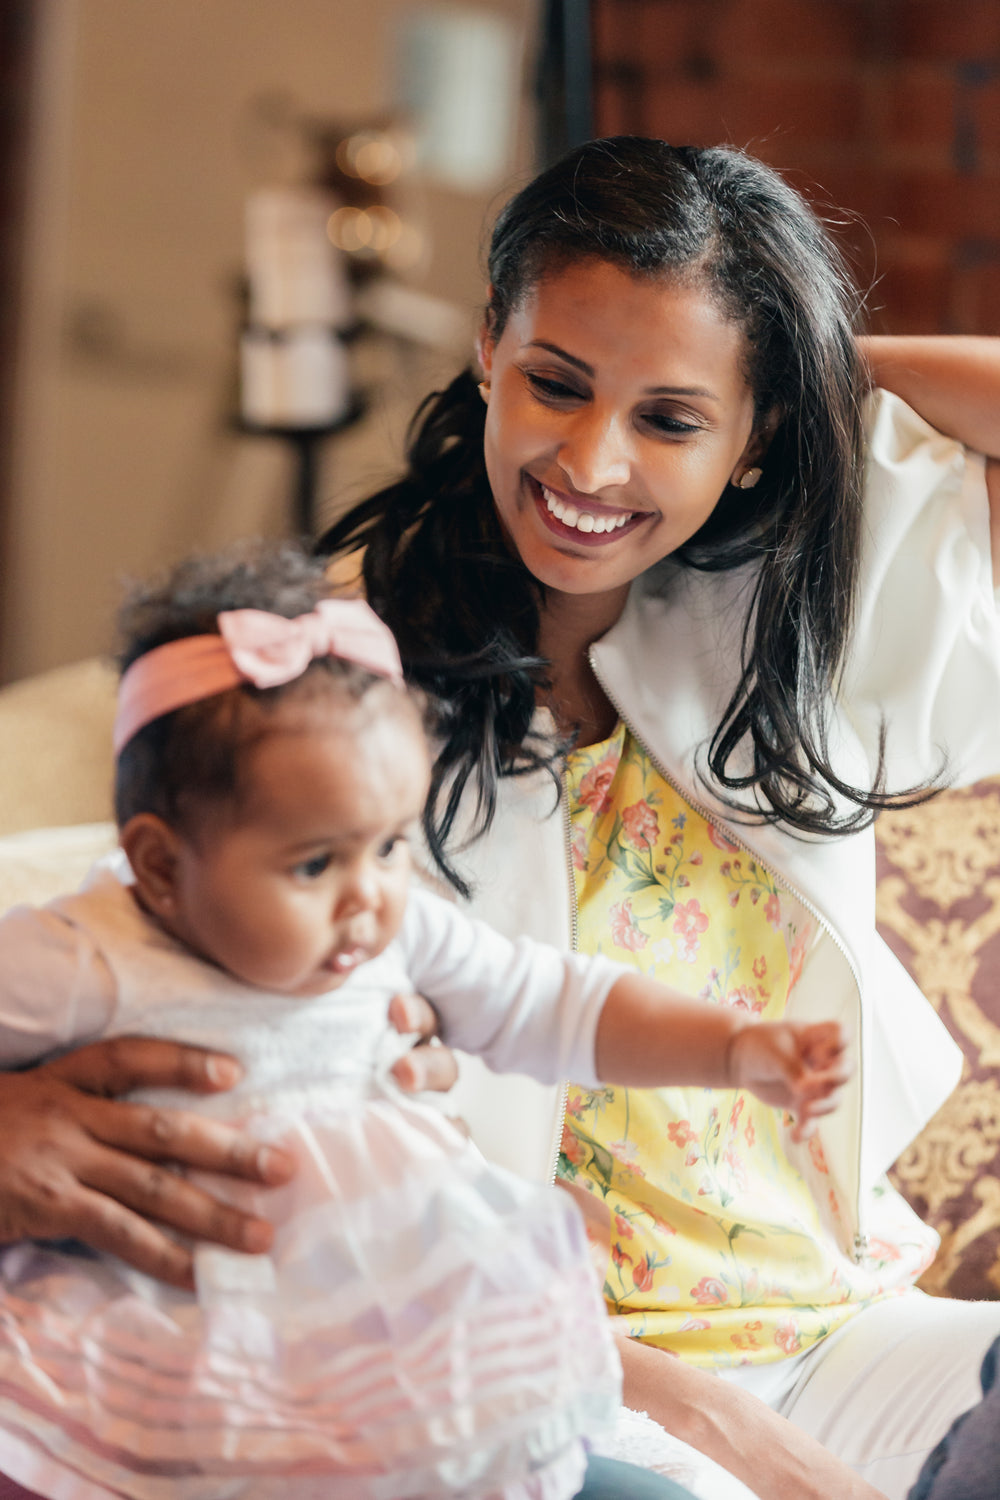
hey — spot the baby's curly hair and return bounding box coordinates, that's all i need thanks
[114,540,405,831]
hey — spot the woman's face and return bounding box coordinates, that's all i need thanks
[480,259,766,609]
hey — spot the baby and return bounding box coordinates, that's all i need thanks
[0,542,848,1500]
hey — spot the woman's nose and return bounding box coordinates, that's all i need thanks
[557,412,632,493]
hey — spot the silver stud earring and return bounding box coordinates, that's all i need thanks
[478,381,490,404]
[735,466,762,490]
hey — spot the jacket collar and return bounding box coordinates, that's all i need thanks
[589,570,877,980]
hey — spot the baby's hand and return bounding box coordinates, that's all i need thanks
[387,992,459,1094]
[727,1021,851,1142]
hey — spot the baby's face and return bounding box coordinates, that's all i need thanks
[165,689,431,997]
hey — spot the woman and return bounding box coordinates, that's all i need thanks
[1,138,998,1500]
[314,137,1000,1500]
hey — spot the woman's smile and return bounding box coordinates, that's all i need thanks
[529,475,647,545]
[480,259,763,603]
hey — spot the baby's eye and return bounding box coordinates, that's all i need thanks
[293,853,332,881]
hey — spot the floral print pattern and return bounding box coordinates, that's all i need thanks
[560,724,940,1368]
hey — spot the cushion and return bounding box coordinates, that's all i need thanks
[0,659,116,836]
[880,781,1000,1299]
[0,823,117,915]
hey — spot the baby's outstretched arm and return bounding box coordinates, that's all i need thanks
[595,974,850,1141]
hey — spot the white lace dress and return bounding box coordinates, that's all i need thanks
[0,867,624,1500]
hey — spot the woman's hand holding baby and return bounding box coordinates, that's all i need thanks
[0,1015,456,1289]
[0,1039,296,1288]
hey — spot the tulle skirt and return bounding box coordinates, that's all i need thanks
[0,1094,621,1500]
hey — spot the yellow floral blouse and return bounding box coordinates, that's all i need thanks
[560,724,938,1368]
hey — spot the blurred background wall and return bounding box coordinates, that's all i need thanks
[0,0,536,682]
[1,0,997,683]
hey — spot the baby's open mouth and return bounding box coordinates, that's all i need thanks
[326,945,367,975]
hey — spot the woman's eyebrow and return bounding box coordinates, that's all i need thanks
[525,341,719,400]
[648,384,720,400]
[527,340,594,375]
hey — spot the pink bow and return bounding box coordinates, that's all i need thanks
[218,600,404,689]
[114,598,403,755]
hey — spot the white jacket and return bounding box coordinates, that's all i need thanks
[433,391,1000,1262]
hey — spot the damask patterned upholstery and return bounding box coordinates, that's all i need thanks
[879,784,1000,1300]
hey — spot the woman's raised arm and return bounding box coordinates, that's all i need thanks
[862,335,1000,577]
[861,335,1000,458]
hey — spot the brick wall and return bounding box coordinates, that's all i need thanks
[591,0,1000,333]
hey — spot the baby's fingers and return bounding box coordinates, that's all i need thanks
[789,1079,850,1142]
[391,1043,459,1094]
[388,992,458,1094]
[798,1057,852,1097]
[388,991,440,1042]
[800,1022,849,1071]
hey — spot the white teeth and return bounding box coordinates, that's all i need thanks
[540,484,632,535]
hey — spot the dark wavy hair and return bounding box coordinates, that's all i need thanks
[114,540,406,831]
[318,136,930,893]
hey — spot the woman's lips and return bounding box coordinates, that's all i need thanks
[529,478,647,545]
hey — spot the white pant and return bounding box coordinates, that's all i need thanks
[722,1291,1000,1499]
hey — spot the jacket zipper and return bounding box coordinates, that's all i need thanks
[543,780,578,1188]
[581,648,870,1264]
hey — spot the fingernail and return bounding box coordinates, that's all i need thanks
[243,1220,273,1253]
[391,1057,419,1093]
[256,1146,291,1181]
[206,1056,241,1088]
[395,998,417,1032]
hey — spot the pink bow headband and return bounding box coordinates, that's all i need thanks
[113,598,404,755]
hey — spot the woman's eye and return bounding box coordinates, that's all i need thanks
[525,371,584,402]
[643,410,702,436]
[294,853,332,881]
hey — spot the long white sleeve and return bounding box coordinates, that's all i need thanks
[841,388,1000,788]
[0,905,116,1066]
[398,885,622,1087]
